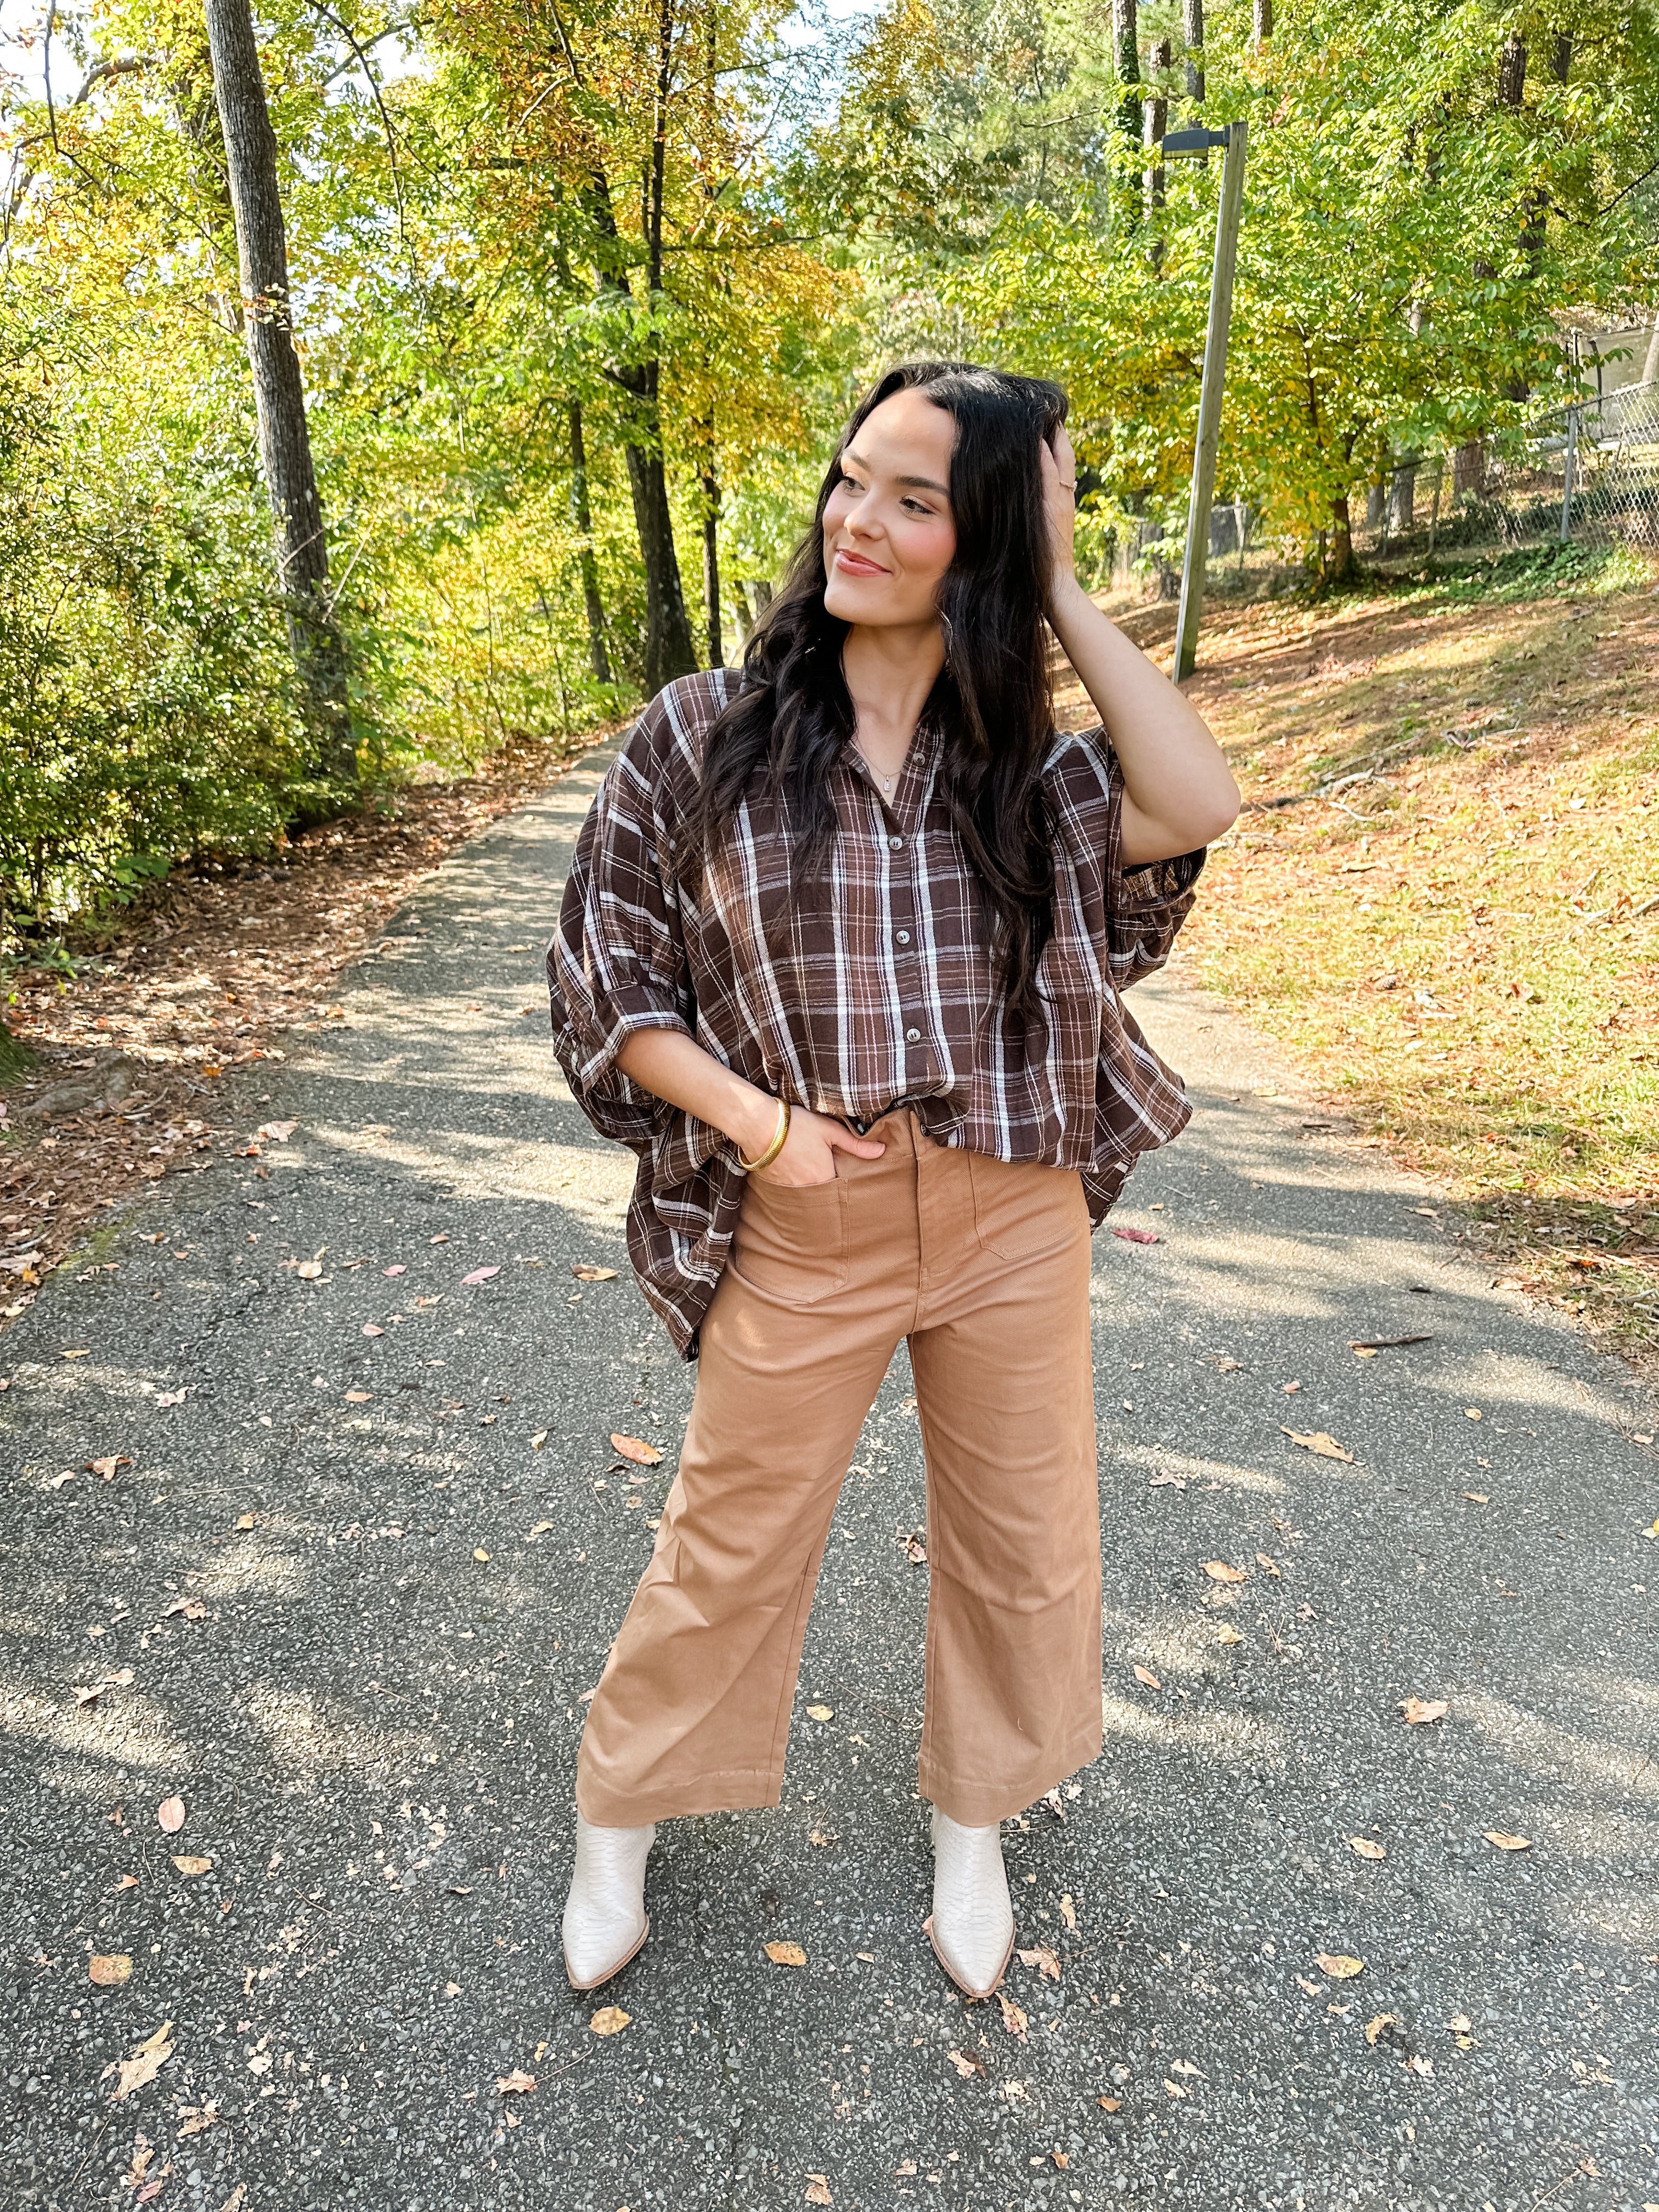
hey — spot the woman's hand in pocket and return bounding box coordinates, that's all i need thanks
[752,1106,884,1188]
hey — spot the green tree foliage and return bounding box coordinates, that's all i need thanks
[2,0,1656,939]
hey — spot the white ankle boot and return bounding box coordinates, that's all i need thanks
[561,1814,656,1990]
[924,1807,1016,1999]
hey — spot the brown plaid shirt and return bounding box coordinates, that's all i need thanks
[549,668,1204,1357]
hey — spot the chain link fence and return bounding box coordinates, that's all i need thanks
[1101,377,1659,596]
[1353,379,1659,565]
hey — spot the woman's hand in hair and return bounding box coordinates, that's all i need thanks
[749,1106,885,1188]
[1040,425,1079,590]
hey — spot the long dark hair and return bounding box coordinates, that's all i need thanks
[678,360,1068,1023]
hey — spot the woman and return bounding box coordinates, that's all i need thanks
[549,361,1238,2000]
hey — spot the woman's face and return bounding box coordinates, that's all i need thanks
[821,388,958,631]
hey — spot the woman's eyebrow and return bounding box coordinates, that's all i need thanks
[842,444,950,498]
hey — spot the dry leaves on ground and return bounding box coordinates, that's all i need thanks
[171,1855,213,1876]
[997,1992,1028,2039]
[764,1942,808,1967]
[1132,1664,1161,1689]
[805,2179,834,2207]
[805,1704,834,1721]
[155,1797,185,1834]
[946,2048,984,2078]
[1400,1697,1449,1725]
[495,2069,536,2095]
[1017,1945,1062,1981]
[589,2007,631,2036]
[89,1954,132,1987]
[1483,1830,1532,1850]
[1317,1952,1365,1979]
[1058,1894,1077,1931]
[461,1265,501,1286]
[1365,2013,1400,2047]
[1203,1560,1248,1584]
[1348,1836,1386,1861]
[105,2021,174,2101]
[1111,1226,1161,1245]
[609,1432,663,1465]
[1281,1428,1355,1463]
[572,1264,618,1281]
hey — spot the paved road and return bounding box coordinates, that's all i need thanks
[4,748,1656,2212]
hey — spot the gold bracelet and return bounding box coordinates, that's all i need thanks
[737,1098,791,1173]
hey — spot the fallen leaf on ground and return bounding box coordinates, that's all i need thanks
[258,1121,297,1143]
[1445,2012,1472,2034]
[472,1548,490,1563]
[176,2101,221,2138]
[362,1324,384,1338]
[1404,2054,1434,2077]
[1281,1427,1355,1462]
[1348,1334,1432,1351]
[171,1855,213,1876]
[1052,2149,1070,2168]
[589,2006,631,2036]
[1058,1894,1077,1931]
[531,1429,549,1449]
[1017,1945,1062,1980]
[234,1513,257,1530]
[806,1704,834,1721]
[1464,1407,1482,1421]
[163,1598,205,1621]
[1203,1560,1247,1584]
[153,1390,187,1408]
[1348,1836,1386,1862]
[946,2048,984,2078]
[87,1455,129,1480]
[764,1941,808,1967]
[805,2180,833,2207]
[1255,1551,1282,1576]
[610,1433,663,1465]
[221,2184,246,2211]
[495,2069,535,2094]
[1132,1664,1161,1689]
[1296,1976,1321,1995]
[1400,1697,1448,1725]
[1163,2078,1189,2098]
[572,1265,619,1281]
[1148,1470,1187,1489]
[1216,1624,1245,1645]
[1169,2059,1205,2078]
[1365,2013,1400,2047]
[461,1265,501,1285]
[997,1992,1028,2039]
[1463,1491,1490,1504]
[156,1797,185,1834]
[344,1390,372,1403]
[106,2020,174,2100]
[809,1827,839,1848]
[1317,1952,1365,1979]
[74,1685,103,1706]
[1111,1226,1161,1244]
[1483,1830,1532,1850]
[114,1873,138,1891]
[296,1261,323,1280]
[1098,2094,1121,2111]
[1042,1787,1066,1820]
[89,1954,132,1986]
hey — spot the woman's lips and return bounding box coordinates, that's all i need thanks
[833,548,888,577]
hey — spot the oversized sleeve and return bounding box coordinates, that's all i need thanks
[548,703,697,1152]
[1048,726,1206,992]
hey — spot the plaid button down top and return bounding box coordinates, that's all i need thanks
[550,668,1204,1357]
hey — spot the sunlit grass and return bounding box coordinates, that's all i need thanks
[1070,555,1659,1363]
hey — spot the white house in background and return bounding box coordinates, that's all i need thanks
[1560,311,1659,397]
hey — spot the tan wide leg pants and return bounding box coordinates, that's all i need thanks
[575,1109,1103,1829]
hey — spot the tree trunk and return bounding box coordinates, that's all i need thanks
[700,462,723,669]
[1252,0,1272,41]
[1327,494,1355,580]
[623,410,697,696]
[567,401,612,686]
[1454,438,1485,495]
[1183,0,1204,104]
[1113,0,1140,144]
[1143,38,1169,257]
[202,0,353,790]
[1390,461,1417,537]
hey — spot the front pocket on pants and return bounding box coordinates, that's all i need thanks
[966,1149,1086,1261]
[730,1176,850,1304]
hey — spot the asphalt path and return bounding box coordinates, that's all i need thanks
[4,744,1657,2212]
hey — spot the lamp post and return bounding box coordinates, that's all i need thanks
[1165,119,1249,681]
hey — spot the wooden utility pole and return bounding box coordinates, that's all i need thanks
[204,0,354,787]
[1171,119,1248,682]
